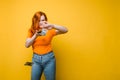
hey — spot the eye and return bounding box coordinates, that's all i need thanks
[41,19,45,21]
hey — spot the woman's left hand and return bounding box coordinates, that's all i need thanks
[42,22,54,29]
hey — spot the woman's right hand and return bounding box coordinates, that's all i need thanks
[35,30,42,36]
[25,29,42,48]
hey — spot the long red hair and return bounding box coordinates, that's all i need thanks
[30,11,48,33]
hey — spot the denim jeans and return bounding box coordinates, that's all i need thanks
[31,51,56,80]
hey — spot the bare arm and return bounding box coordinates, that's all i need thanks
[25,30,41,48]
[41,22,68,35]
[53,24,68,35]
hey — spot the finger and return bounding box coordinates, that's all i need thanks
[37,30,42,33]
[42,24,49,28]
[44,21,48,24]
[35,30,39,33]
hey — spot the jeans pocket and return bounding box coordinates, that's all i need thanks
[48,52,55,59]
[32,55,40,63]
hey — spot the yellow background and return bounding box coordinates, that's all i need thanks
[0,0,120,80]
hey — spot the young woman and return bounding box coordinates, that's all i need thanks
[25,11,68,80]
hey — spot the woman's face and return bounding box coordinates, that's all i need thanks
[39,15,47,28]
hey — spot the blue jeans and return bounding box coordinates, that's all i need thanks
[31,51,56,80]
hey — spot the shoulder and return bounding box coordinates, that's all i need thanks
[48,29,57,36]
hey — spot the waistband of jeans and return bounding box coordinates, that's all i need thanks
[33,51,53,56]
